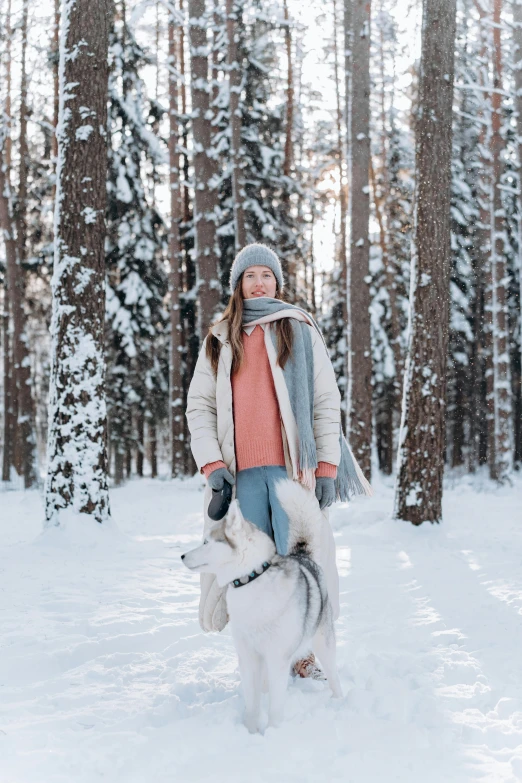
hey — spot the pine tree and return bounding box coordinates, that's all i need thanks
[485,0,513,481]
[349,0,372,480]
[189,0,221,336]
[395,0,457,525]
[45,0,111,524]
[167,0,184,477]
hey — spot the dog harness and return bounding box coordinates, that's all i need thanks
[231,560,271,588]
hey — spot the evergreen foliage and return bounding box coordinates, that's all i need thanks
[105,9,169,478]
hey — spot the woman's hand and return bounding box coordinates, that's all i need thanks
[315,477,335,509]
[207,467,235,490]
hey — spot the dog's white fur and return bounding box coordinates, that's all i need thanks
[181,479,342,733]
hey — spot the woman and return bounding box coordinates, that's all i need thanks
[186,243,370,678]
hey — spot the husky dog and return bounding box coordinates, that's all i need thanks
[181,479,342,733]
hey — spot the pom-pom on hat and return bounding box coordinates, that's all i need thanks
[229,243,284,293]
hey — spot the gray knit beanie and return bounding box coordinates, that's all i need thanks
[229,243,284,293]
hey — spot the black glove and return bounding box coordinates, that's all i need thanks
[315,477,336,510]
[207,467,235,491]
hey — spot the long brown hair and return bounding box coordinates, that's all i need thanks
[206,275,294,376]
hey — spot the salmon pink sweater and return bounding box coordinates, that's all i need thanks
[202,326,337,480]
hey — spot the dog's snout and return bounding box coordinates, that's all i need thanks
[181,554,185,560]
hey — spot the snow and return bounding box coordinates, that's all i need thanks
[2,474,522,782]
[75,125,94,141]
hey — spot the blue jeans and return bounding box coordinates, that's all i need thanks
[235,466,290,555]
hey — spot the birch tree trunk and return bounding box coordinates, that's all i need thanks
[349,0,372,479]
[168,2,184,476]
[189,0,221,337]
[227,0,246,249]
[45,0,111,525]
[395,0,457,525]
[485,0,512,481]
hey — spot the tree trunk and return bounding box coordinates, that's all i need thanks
[514,0,522,466]
[136,409,144,476]
[188,0,220,337]
[2,0,14,483]
[281,0,296,298]
[179,0,198,475]
[283,0,293,183]
[343,0,352,431]
[227,0,246,249]
[168,2,184,477]
[349,0,372,480]
[472,2,491,471]
[53,0,60,163]
[150,422,158,478]
[484,0,512,481]
[13,0,37,487]
[45,0,111,525]
[333,0,347,283]
[395,0,457,525]
[125,439,132,478]
[0,155,36,489]
[114,432,124,486]
[17,0,29,271]
[2,298,12,482]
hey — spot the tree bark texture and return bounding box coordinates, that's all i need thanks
[395,0,457,524]
[349,0,372,480]
[283,0,294,182]
[0,147,37,488]
[53,0,60,163]
[227,0,246,250]
[472,2,491,471]
[45,0,111,525]
[17,0,29,271]
[484,0,512,481]
[2,0,14,483]
[189,0,221,337]
[136,410,144,476]
[179,0,198,475]
[514,0,522,466]
[168,3,184,477]
[343,0,352,429]
[281,0,296,298]
[2,299,13,482]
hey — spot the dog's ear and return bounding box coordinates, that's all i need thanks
[225,500,244,537]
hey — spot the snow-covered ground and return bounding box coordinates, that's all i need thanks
[1,472,522,782]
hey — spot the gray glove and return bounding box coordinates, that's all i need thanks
[315,477,336,510]
[207,467,235,491]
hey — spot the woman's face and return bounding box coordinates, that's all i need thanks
[241,266,277,299]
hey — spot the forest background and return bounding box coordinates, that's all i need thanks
[0,0,520,525]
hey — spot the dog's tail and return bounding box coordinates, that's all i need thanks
[275,479,323,560]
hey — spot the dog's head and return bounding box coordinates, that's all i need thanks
[181,500,275,586]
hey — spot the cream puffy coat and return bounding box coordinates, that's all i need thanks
[186,319,342,632]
